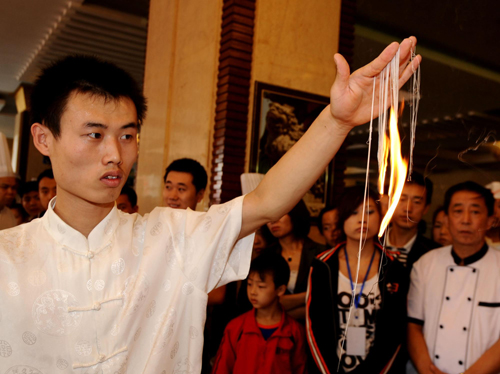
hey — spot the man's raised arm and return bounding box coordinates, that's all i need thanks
[239,37,421,239]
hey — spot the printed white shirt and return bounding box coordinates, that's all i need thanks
[0,196,254,373]
[407,245,500,373]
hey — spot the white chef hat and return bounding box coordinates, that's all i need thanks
[0,132,17,179]
[485,181,500,200]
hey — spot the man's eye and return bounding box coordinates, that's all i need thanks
[121,134,134,140]
[179,189,186,193]
[89,133,101,139]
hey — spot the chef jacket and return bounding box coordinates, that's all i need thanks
[408,244,500,373]
[0,196,254,373]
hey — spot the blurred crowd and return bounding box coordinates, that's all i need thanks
[2,158,499,374]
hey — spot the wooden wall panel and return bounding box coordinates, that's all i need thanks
[210,0,255,204]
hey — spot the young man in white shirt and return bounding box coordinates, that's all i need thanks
[386,172,439,270]
[0,38,420,371]
[408,181,500,374]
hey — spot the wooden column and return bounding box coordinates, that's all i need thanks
[210,0,255,204]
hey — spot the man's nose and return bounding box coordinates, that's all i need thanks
[103,138,122,165]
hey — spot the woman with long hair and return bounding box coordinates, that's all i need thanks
[306,186,408,374]
[266,199,325,320]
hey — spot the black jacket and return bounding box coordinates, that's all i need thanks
[306,242,409,374]
[406,234,440,271]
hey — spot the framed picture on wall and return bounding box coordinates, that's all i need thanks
[250,81,331,217]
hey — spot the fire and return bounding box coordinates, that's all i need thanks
[378,108,408,238]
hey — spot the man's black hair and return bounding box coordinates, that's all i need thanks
[19,181,39,198]
[444,181,494,216]
[318,204,337,235]
[287,199,311,239]
[30,55,147,138]
[337,186,381,241]
[120,185,138,207]
[407,171,433,206]
[163,158,207,193]
[37,169,54,184]
[249,252,290,288]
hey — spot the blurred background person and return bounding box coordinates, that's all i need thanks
[37,169,57,215]
[319,205,341,248]
[431,206,452,246]
[9,203,28,226]
[485,181,500,250]
[266,199,324,321]
[116,185,138,213]
[19,181,43,221]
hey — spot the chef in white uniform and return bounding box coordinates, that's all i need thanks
[0,38,420,372]
[408,181,500,374]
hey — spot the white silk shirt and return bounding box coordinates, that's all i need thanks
[0,196,254,373]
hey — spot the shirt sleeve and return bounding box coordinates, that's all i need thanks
[155,195,254,293]
[408,258,425,325]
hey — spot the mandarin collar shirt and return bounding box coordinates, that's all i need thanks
[408,244,500,373]
[0,196,253,373]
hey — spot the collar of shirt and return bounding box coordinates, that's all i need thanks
[451,243,489,266]
[42,197,119,256]
[386,230,417,253]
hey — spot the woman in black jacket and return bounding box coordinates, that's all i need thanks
[266,199,325,321]
[306,187,408,374]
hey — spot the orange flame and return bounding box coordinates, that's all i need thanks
[378,108,408,238]
[378,133,389,195]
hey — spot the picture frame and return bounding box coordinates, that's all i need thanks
[250,81,332,217]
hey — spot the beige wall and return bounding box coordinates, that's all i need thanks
[137,0,342,213]
[137,0,223,214]
[247,0,342,168]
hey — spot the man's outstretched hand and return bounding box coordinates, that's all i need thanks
[329,36,421,132]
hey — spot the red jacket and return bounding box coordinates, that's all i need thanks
[211,308,307,374]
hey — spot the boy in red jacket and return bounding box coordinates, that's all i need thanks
[211,253,307,374]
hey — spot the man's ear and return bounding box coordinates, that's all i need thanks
[31,123,53,156]
[196,188,205,203]
[487,215,496,231]
[276,284,287,297]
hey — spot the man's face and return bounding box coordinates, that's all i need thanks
[163,171,204,210]
[392,184,429,231]
[447,190,494,249]
[36,92,138,209]
[0,177,18,207]
[21,191,42,217]
[247,271,284,309]
[38,177,57,210]
[116,194,137,214]
[321,209,341,247]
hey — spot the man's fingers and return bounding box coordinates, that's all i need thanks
[359,41,400,78]
[398,54,422,89]
[333,53,351,90]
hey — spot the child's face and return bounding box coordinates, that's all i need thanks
[247,271,284,309]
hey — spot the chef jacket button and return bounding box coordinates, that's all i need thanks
[93,302,101,311]
[435,355,439,359]
[463,327,467,331]
[468,297,472,301]
[450,268,454,272]
[98,354,106,362]
[459,360,463,365]
[472,269,476,273]
[87,251,94,259]
[439,324,444,329]
[445,296,450,300]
